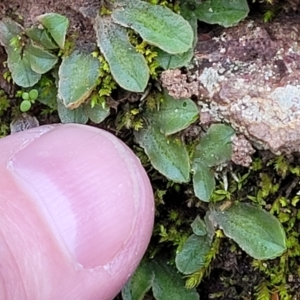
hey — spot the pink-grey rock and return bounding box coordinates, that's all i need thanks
[161,16,300,154]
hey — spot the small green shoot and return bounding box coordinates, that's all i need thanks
[17,89,39,112]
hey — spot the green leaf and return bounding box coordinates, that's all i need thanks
[151,257,199,300]
[26,27,59,50]
[58,51,100,109]
[150,90,198,135]
[94,15,149,92]
[7,47,41,87]
[135,126,190,183]
[22,92,29,100]
[204,213,216,240]
[191,215,207,236]
[192,0,249,27]
[0,19,41,87]
[83,103,110,124]
[57,99,88,124]
[209,202,287,260]
[0,18,23,47]
[20,100,32,112]
[24,43,58,74]
[112,1,193,54]
[36,13,69,48]
[194,124,234,167]
[192,161,215,202]
[176,234,212,275]
[29,89,38,100]
[122,260,154,300]
[156,7,197,69]
[156,48,194,70]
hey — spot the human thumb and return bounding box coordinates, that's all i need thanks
[0,124,154,300]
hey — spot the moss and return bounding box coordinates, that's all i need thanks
[0,90,11,137]
[91,53,117,107]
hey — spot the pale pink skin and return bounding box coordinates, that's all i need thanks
[0,124,154,300]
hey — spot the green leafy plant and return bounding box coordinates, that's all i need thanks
[0,2,197,125]
[131,86,288,290]
[180,0,249,27]
[36,13,69,49]
[0,0,250,128]
[175,230,213,275]
[155,2,198,70]
[112,1,193,54]
[134,89,199,183]
[0,15,66,87]
[58,51,100,109]
[17,88,39,112]
[0,14,112,125]
[192,124,235,202]
[94,16,150,93]
[95,0,194,92]
[122,256,199,300]
[136,118,235,199]
[175,201,286,279]
[209,202,287,259]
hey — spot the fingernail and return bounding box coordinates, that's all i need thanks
[8,124,144,269]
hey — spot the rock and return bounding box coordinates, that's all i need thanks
[10,113,39,134]
[161,16,300,154]
[231,135,255,167]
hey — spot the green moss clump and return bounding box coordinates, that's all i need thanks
[0,90,11,137]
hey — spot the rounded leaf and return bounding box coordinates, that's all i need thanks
[150,90,199,135]
[26,27,59,50]
[83,103,110,124]
[122,260,154,300]
[135,126,190,183]
[209,202,287,260]
[29,89,39,100]
[191,215,207,236]
[0,18,23,47]
[57,99,88,124]
[176,234,212,275]
[112,1,193,54]
[7,47,41,87]
[94,15,149,92]
[193,0,249,27]
[10,114,39,134]
[24,43,58,74]
[156,48,194,70]
[193,124,235,167]
[193,161,215,202]
[151,257,199,299]
[0,19,41,87]
[22,92,29,100]
[156,8,198,69]
[20,100,31,112]
[58,51,100,109]
[36,13,69,49]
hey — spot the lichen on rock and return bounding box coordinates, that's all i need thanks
[160,69,199,99]
[231,135,255,167]
[161,16,300,155]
